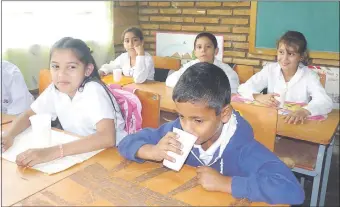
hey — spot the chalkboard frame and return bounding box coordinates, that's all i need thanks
[249,2,339,60]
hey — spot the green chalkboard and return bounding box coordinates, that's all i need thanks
[250,1,339,59]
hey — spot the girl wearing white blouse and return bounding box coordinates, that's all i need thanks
[2,37,127,167]
[99,27,154,83]
[238,31,332,124]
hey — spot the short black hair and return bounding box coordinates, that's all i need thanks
[194,32,218,49]
[172,62,231,115]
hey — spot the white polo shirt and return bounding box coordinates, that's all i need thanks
[1,61,34,115]
[30,81,127,145]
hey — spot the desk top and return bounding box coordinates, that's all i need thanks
[1,113,16,125]
[125,82,339,145]
[277,110,339,145]
[101,74,135,86]
[1,125,100,206]
[14,148,281,206]
[125,82,176,113]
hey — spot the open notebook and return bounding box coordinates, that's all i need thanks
[1,128,103,175]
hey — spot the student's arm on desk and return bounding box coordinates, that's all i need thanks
[231,140,305,205]
[2,109,35,151]
[99,54,122,75]
[16,119,116,167]
[133,54,154,83]
[118,120,180,162]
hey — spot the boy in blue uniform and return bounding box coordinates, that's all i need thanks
[118,62,304,205]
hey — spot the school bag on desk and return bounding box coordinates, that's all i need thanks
[107,84,142,134]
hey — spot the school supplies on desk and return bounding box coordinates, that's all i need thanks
[1,128,103,175]
[231,94,327,121]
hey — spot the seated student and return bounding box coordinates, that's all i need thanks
[99,27,154,83]
[238,31,332,124]
[1,37,127,167]
[165,32,239,94]
[118,62,304,205]
[1,61,34,115]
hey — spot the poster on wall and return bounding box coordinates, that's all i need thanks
[155,32,224,66]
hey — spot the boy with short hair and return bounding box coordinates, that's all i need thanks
[118,62,304,205]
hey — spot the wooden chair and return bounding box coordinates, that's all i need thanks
[233,65,254,84]
[134,89,161,128]
[231,102,278,151]
[38,69,52,94]
[152,56,181,82]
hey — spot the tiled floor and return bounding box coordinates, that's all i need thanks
[297,135,339,206]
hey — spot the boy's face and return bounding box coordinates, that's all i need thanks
[175,101,232,147]
[194,36,218,64]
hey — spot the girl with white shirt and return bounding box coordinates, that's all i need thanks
[165,32,239,94]
[1,37,127,167]
[238,31,332,124]
[99,27,154,83]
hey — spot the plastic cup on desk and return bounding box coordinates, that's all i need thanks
[275,91,287,109]
[113,69,123,82]
[29,114,52,148]
[163,128,197,171]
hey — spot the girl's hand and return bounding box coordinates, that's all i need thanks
[1,133,14,152]
[284,108,311,124]
[254,93,280,107]
[134,44,145,56]
[16,147,59,167]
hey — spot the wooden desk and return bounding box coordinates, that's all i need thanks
[1,124,104,206]
[1,113,16,125]
[101,74,135,86]
[125,82,176,113]
[15,148,282,206]
[277,110,339,145]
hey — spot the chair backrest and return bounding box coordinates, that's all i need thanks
[134,89,160,128]
[152,56,181,82]
[39,69,52,94]
[233,65,254,84]
[231,102,278,151]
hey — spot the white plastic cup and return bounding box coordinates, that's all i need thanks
[275,91,287,109]
[163,127,198,171]
[113,69,123,82]
[29,114,52,148]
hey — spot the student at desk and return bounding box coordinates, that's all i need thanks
[1,61,34,115]
[165,32,239,94]
[119,62,304,205]
[99,27,155,83]
[2,37,127,167]
[238,31,332,124]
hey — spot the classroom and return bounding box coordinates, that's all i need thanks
[1,1,339,206]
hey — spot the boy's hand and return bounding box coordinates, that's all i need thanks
[151,132,182,162]
[197,166,231,193]
[16,147,59,167]
[1,133,14,152]
[284,108,311,124]
[254,93,280,107]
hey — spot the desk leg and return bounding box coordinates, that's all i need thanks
[318,137,335,207]
[310,144,326,207]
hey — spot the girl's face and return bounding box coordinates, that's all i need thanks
[50,49,93,97]
[123,32,143,56]
[277,43,302,72]
[194,36,218,64]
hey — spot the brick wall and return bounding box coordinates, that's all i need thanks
[115,1,339,68]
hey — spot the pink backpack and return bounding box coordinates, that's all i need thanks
[107,84,142,134]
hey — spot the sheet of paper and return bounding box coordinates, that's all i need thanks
[1,128,103,175]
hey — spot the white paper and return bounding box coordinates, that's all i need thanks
[163,128,197,171]
[1,127,103,175]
